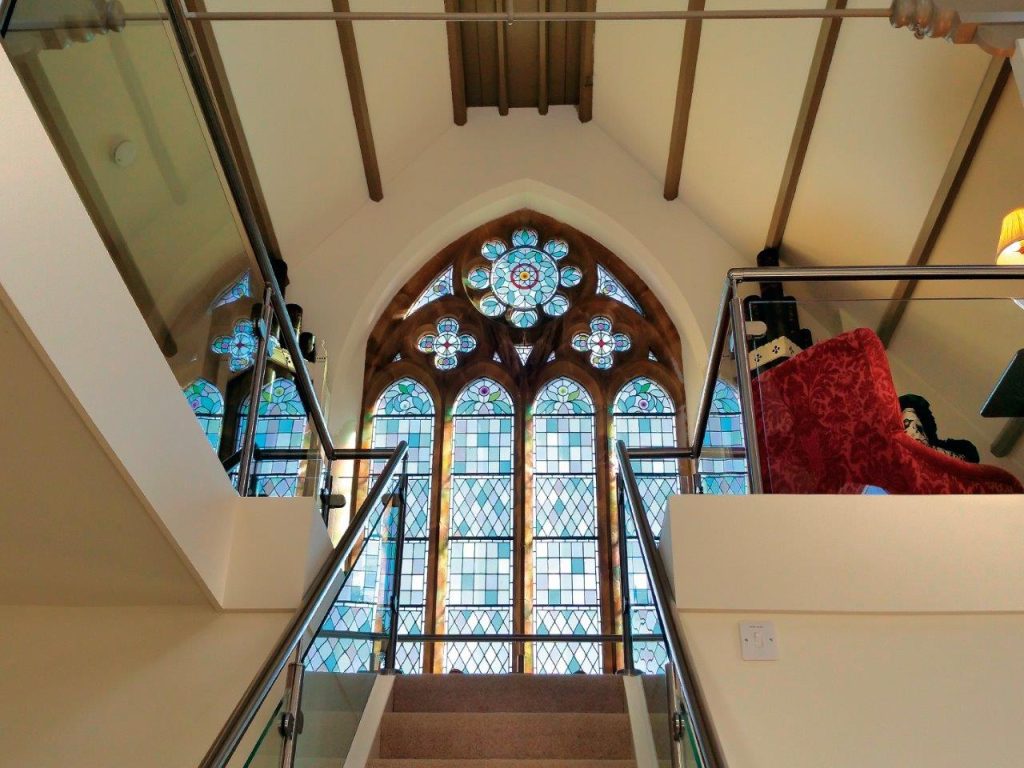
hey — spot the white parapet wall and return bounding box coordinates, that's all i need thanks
[662,493,1024,768]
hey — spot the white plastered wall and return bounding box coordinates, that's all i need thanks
[663,494,1024,768]
[286,107,749,448]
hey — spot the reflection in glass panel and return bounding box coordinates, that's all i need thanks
[446,378,514,673]
[532,378,600,673]
[700,381,748,495]
[237,378,307,497]
[613,377,677,674]
[183,378,224,452]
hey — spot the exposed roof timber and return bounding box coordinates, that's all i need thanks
[184,0,283,257]
[444,0,468,125]
[538,0,549,115]
[577,0,596,122]
[875,56,1011,347]
[496,14,510,115]
[663,0,705,201]
[766,0,846,250]
[331,0,382,202]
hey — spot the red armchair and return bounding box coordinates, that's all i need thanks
[750,328,1023,494]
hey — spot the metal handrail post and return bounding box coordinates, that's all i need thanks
[690,280,733,454]
[382,456,409,674]
[729,288,764,494]
[278,648,305,768]
[616,441,725,768]
[237,285,274,496]
[616,474,636,675]
[198,442,407,768]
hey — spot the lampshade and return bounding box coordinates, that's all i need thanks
[996,207,1024,265]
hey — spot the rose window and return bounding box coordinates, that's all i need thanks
[467,228,577,328]
[572,316,631,370]
[417,317,477,370]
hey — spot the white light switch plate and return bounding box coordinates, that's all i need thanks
[739,621,778,661]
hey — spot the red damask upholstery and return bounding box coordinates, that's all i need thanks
[751,328,1023,494]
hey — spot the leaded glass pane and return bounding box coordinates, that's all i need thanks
[182,378,223,451]
[534,416,595,474]
[699,381,748,495]
[533,607,602,674]
[534,540,599,605]
[596,264,643,314]
[406,265,454,316]
[446,379,515,673]
[237,379,308,497]
[533,476,596,537]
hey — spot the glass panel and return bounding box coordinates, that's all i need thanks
[241,696,285,768]
[532,377,600,673]
[698,381,748,495]
[1,5,331,489]
[744,296,1024,495]
[446,378,514,673]
[292,672,377,766]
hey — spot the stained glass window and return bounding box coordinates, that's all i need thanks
[613,377,678,674]
[237,378,308,497]
[417,317,477,370]
[699,380,748,495]
[532,377,600,673]
[571,316,631,370]
[211,271,250,309]
[211,319,278,373]
[597,264,643,314]
[406,265,454,317]
[183,379,224,452]
[446,378,515,673]
[514,344,533,365]
[315,379,436,674]
[467,229,576,328]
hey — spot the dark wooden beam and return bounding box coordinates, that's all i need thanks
[577,0,596,122]
[538,0,549,115]
[875,57,1010,347]
[496,6,510,115]
[332,0,383,201]
[186,0,283,257]
[765,0,846,249]
[444,0,468,125]
[663,0,705,200]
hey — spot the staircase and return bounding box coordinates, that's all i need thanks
[366,674,638,767]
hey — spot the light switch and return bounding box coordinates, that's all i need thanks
[739,621,778,661]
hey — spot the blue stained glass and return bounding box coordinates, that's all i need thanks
[466,267,490,290]
[534,476,596,537]
[237,379,308,497]
[543,238,569,260]
[211,271,250,309]
[509,309,538,328]
[571,315,630,369]
[479,293,505,317]
[533,607,602,673]
[454,377,514,415]
[535,377,595,415]
[374,378,434,416]
[447,378,515,672]
[183,379,224,451]
[514,344,532,365]
[596,264,643,314]
[699,381,748,495]
[542,294,569,317]
[211,319,278,373]
[417,316,476,370]
[614,377,673,415]
[560,265,583,288]
[406,265,454,317]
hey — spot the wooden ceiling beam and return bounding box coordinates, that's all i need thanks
[577,0,596,122]
[765,0,846,250]
[539,0,549,115]
[496,6,510,115]
[185,0,283,257]
[663,0,705,200]
[444,0,468,125]
[332,0,383,201]
[875,57,1010,347]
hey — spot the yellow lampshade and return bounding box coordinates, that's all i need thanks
[997,207,1024,265]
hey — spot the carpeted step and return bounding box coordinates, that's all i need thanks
[390,674,627,713]
[378,712,633,761]
[367,760,637,767]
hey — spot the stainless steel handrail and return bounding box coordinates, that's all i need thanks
[616,440,725,768]
[198,441,408,768]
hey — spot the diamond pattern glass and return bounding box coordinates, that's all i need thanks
[236,379,308,497]
[451,477,513,537]
[534,476,596,537]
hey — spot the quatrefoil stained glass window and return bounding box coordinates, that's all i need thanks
[572,316,631,370]
[468,229,577,328]
[417,317,477,370]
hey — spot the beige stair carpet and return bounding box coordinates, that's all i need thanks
[366,674,637,767]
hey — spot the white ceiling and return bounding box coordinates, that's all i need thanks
[0,298,207,606]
